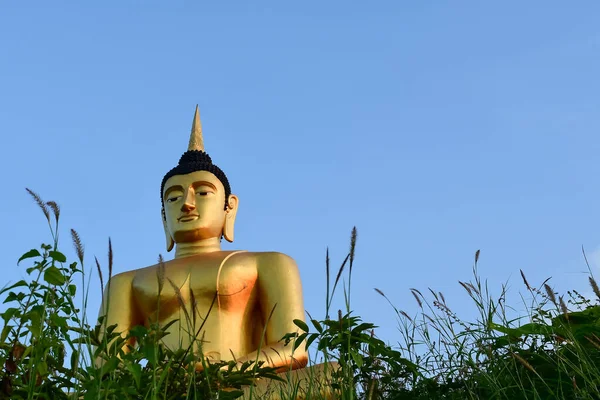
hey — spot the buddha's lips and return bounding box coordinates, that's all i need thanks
[178,215,199,222]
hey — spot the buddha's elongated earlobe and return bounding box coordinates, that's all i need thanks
[223,194,239,243]
[162,212,174,252]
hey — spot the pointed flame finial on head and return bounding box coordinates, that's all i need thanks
[188,105,205,152]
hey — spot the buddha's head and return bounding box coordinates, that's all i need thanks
[160,107,239,251]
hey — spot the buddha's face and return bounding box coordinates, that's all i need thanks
[162,170,236,243]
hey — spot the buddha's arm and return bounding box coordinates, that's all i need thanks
[235,252,308,372]
[95,271,140,365]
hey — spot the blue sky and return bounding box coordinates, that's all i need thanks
[1,2,600,350]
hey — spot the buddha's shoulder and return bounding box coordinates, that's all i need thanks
[108,251,297,280]
[109,260,174,282]
[105,269,138,286]
[243,251,298,269]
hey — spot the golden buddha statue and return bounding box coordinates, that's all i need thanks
[97,106,308,373]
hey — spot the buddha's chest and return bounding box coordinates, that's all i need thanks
[131,253,258,321]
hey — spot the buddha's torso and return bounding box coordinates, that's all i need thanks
[130,251,264,360]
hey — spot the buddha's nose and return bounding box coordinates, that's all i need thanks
[181,202,195,212]
[181,189,196,212]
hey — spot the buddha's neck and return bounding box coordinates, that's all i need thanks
[175,238,222,258]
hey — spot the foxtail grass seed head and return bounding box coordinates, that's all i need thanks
[108,238,113,280]
[46,201,60,223]
[71,229,84,264]
[167,278,184,306]
[559,296,569,320]
[428,288,439,302]
[325,247,330,300]
[411,289,423,308]
[374,288,385,297]
[157,255,166,295]
[589,276,600,301]
[189,286,198,328]
[167,278,191,326]
[26,188,50,223]
[424,314,435,325]
[459,281,473,296]
[349,226,357,269]
[466,281,478,295]
[399,310,413,322]
[520,269,531,291]
[95,256,104,295]
[585,335,600,350]
[544,284,557,305]
[475,249,480,264]
[333,254,349,294]
[511,352,536,374]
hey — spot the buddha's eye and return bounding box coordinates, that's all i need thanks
[166,195,181,203]
[195,186,214,196]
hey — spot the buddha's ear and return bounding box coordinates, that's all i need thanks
[223,194,239,243]
[162,211,174,252]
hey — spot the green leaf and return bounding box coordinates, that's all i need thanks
[0,325,12,342]
[44,265,66,285]
[129,324,148,338]
[293,332,308,352]
[101,356,120,376]
[397,357,422,374]
[49,250,67,263]
[350,349,363,368]
[161,319,179,331]
[352,322,376,335]
[1,307,19,322]
[126,362,142,389]
[18,249,41,265]
[4,292,18,303]
[50,314,68,328]
[68,284,77,297]
[0,280,28,295]
[218,389,244,400]
[157,360,174,390]
[311,319,324,333]
[21,345,33,360]
[70,349,79,371]
[293,319,309,333]
[37,360,48,376]
[29,309,43,338]
[306,333,319,349]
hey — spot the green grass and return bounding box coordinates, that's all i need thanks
[3,190,600,399]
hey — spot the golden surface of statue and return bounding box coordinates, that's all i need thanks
[98,106,308,372]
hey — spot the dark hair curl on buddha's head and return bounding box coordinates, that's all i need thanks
[160,150,231,215]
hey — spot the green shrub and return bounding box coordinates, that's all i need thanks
[5,190,600,399]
